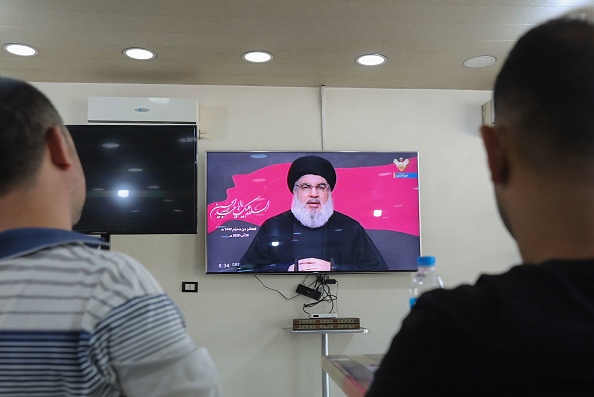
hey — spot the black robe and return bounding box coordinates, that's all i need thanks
[238,210,387,272]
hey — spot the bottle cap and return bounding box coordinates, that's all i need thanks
[417,256,436,266]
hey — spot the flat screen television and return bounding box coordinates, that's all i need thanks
[206,151,420,273]
[68,124,198,235]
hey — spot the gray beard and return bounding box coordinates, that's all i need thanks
[291,193,334,228]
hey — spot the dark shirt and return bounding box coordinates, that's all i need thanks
[239,210,387,272]
[366,259,594,397]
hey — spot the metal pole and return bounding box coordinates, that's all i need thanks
[322,333,329,397]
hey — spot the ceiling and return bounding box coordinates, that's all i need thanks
[1,0,592,90]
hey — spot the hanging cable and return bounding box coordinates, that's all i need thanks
[253,274,312,300]
[302,274,338,314]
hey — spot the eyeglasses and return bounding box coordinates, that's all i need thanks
[295,183,330,192]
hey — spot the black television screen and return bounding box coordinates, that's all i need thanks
[68,124,198,235]
[206,151,420,273]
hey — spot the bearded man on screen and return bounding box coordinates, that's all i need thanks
[239,155,387,272]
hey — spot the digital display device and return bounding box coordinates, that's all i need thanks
[68,124,198,235]
[206,151,420,273]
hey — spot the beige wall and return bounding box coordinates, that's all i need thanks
[34,82,519,397]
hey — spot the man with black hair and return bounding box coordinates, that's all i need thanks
[0,76,221,397]
[239,155,387,272]
[366,11,594,397]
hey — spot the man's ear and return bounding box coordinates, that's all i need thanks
[480,124,509,185]
[45,126,74,170]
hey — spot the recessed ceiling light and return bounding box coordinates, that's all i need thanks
[464,55,496,68]
[242,51,273,63]
[123,47,156,60]
[356,54,387,66]
[4,43,38,56]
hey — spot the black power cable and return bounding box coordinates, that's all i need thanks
[253,274,311,300]
[302,274,338,315]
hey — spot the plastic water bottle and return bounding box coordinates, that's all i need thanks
[409,256,444,308]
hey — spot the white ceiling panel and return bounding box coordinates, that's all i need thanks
[0,0,592,89]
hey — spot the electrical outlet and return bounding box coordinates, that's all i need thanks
[181,281,198,293]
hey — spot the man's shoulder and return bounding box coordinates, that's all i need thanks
[416,260,594,322]
[327,211,362,226]
[382,261,594,395]
[262,210,294,224]
[412,266,524,320]
[82,247,162,293]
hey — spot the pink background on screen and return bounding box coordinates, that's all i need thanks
[207,158,419,235]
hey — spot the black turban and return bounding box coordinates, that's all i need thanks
[287,155,336,192]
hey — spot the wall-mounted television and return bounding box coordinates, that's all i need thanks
[206,151,420,273]
[68,124,198,235]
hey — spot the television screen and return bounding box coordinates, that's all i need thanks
[68,124,198,235]
[206,151,420,273]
